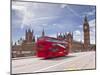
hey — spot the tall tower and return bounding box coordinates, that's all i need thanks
[25,29,34,43]
[66,32,73,52]
[83,16,90,50]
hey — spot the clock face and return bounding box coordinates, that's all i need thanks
[84,26,87,29]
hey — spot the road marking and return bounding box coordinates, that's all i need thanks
[34,53,89,72]
[12,51,95,74]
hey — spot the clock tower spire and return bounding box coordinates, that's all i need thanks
[83,16,90,50]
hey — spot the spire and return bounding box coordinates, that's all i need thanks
[57,32,58,38]
[18,40,20,44]
[67,32,70,36]
[71,32,73,38]
[25,29,27,40]
[63,33,66,38]
[84,16,88,23]
[28,28,31,32]
[72,32,73,39]
[14,42,17,45]
[42,28,45,37]
[65,32,67,37]
[20,37,22,40]
[59,33,62,37]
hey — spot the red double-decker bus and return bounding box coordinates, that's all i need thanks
[36,36,69,59]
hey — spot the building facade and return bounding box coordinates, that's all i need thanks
[12,29,35,58]
[12,16,95,58]
[56,16,95,52]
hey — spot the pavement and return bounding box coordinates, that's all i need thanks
[12,51,96,74]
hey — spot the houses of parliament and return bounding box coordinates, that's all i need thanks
[12,16,96,58]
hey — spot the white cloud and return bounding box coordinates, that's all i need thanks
[60,4,67,8]
[74,30,81,35]
[82,9,95,17]
[12,1,39,8]
[66,5,81,18]
[12,5,25,10]
[61,4,81,18]
[78,25,83,28]
[47,34,57,38]
[89,19,95,27]
[12,1,96,44]
[89,19,96,44]
[73,30,83,42]
[12,1,60,32]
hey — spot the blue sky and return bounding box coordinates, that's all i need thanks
[12,1,96,44]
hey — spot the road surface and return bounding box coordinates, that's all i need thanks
[12,51,96,74]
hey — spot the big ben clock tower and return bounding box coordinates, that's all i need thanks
[83,16,90,50]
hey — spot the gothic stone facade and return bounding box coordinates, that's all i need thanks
[12,16,95,58]
[12,29,36,58]
[57,16,95,52]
